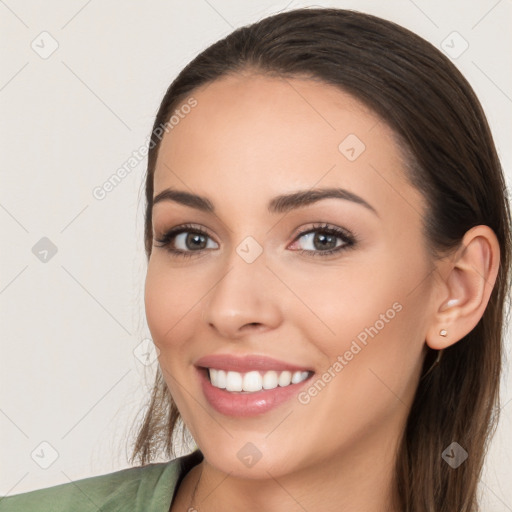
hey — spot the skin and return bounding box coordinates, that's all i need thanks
[144,72,500,512]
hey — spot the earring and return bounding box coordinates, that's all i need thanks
[439,329,448,337]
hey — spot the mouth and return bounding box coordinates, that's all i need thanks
[203,367,312,393]
[194,353,315,416]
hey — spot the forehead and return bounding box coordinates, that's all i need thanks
[153,73,424,220]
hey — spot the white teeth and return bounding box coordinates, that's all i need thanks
[242,371,262,392]
[225,371,243,391]
[208,368,310,393]
[291,370,306,384]
[262,370,278,389]
[208,369,227,389]
[278,371,292,386]
[216,369,227,389]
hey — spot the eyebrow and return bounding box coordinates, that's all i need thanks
[152,186,378,216]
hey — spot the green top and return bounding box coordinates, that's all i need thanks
[0,450,203,512]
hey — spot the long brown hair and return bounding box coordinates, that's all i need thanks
[129,8,512,511]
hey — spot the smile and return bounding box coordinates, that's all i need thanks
[207,368,311,393]
[195,353,315,416]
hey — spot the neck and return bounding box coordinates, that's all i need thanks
[176,424,402,512]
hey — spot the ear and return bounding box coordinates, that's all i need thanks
[426,225,500,350]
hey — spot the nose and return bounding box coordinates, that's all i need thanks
[201,249,283,339]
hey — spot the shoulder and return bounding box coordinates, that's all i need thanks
[0,450,203,512]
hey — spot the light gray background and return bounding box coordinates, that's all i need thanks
[1,0,511,509]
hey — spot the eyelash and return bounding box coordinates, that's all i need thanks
[153,222,357,259]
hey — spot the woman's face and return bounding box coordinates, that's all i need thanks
[145,73,438,479]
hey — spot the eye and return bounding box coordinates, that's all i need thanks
[154,222,357,259]
[288,223,356,257]
[153,223,218,258]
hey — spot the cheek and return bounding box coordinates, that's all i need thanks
[144,260,203,411]
[287,256,430,444]
[292,249,430,378]
[144,259,202,352]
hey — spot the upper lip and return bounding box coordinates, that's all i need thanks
[195,354,313,373]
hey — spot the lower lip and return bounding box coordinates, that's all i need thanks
[197,368,313,417]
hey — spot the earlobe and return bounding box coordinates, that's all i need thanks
[425,225,500,351]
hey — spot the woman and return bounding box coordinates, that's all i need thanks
[2,7,510,512]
